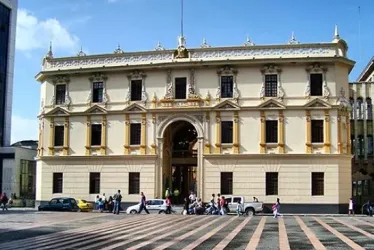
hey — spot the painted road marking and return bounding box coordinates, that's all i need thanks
[294,216,326,250]
[245,216,267,250]
[331,217,374,240]
[278,217,290,250]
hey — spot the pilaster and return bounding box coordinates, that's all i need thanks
[260,111,266,153]
[37,119,44,157]
[353,85,358,159]
[324,110,331,153]
[214,112,221,154]
[204,112,211,154]
[100,115,107,155]
[306,111,312,153]
[63,117,69,156]
[48,117,55,155]
[140,113,147,155]
[233,111,239,154]
[278,111,285,153]
[346,113,351,154]
[85,116,91,156]
[337,112,342,153]
[150,114,156,155]
[363,82,368,159]
[124,114,130,154]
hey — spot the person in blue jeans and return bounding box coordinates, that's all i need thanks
[113,190,122,215]
[138,192,149,214]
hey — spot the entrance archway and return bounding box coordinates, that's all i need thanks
[163,121,198,204]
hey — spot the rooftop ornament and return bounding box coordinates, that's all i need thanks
[155,41,166,51]
[332,24,340,43]
[200,38,211,48]
[244,35,255,46]
[288,32,300,44]
[114,44,124,54]
[77,46,87,57]
[45,41,54,59]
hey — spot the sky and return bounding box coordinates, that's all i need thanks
[11,0,374,143]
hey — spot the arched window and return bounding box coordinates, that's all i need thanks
[357,97,363,119]
[366,98,372,120]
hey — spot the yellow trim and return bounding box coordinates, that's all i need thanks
[37,119,44,157]
[337,112,342,153]
[151,114,156,155]
[346,113,351,154]
[85,116,91,156]
[140,113,146,155]
[260,111,266,153]
[214,112,221,154]
[204,112,211,154]
[278,111,285,153]
[124,114,130,154]
[63,117,69,156]
[101,115,107,155]
[305,111,312,153]
[48,117,55,155]
[233,111,239,154]
[324,110,331,153]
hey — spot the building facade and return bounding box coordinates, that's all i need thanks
[0,0,18,192]
[349,57,374,207]
[36,29,353,213]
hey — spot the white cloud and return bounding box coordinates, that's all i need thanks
[11,115,38,144]
[16,9,80,53]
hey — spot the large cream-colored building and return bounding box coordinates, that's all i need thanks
[35,28,354,213]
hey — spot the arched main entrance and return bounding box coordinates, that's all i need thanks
[162,121,198,204]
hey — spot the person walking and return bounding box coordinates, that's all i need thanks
[237,200,243,216]
[113,190,122,215]
[348,198,355,216]
[220,196,227,215]
[273,198,281,218]
[138,192,149,214]
[165,196,172,214]
[1,193,8,211]
[217,194,221,215]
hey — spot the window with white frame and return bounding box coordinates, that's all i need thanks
[220,76,233,98]
[55,84,66,105]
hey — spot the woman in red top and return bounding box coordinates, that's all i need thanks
[166,196,172,214]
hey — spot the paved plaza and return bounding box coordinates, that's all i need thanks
[0,211,373,249]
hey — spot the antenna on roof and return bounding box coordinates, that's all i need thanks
[180,0,184,37]
[358,6,362,63]
[177,0,186,47]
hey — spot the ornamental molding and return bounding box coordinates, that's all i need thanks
[42,45,338,70]
[188,68,199,99]
[50,75,72,108]
[304,63,329,100]
[260,65,284,101]
[87,73,109,107]
[163,69,173,100]
[125,70,147,105]
[216,66,240,103]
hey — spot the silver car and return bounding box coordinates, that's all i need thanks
[126,199,168,214]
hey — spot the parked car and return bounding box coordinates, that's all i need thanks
[126,199,168,214]
[224,196,263,216]
[38,198,79,212]
[77,199,93,212]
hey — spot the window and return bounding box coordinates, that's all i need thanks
[311,120,324,143]
[233,197,241,203]
[311,172,324,196]
[91,124,102,146]
[310,74,323,96]
[54,125,64,147]
[367,98,372,120]
[55,84,66,105]
[265,74,277,97]
[130,123,141,145]
[221,121,233,144]
[220,172,233,195]
[368,136,373,156]
[129,172,140,194]
[350,98,354,118]
[266,172,278,195]
[175,77,187,99]
[130,80,142,101]
[89,173,100,194]
[221,76,233,98]
[20,160,36,198]
[266,120,278,143]
[53,173,63,194]
[356,98,363,119]
[92,82,104,103]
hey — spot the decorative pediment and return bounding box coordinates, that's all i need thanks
[123,103,147,113]
[45,107,70,117]
[304,98,332,109]
[85,105,107,114]
[213,100,240,110]
[258,99,286,109]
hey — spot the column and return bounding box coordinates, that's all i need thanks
[353,85,358,159]
[85,116,91,156]
[204,112,211,154]
[306,111,312,153]
[100,115,107,155]
[124,114,130,154]
[260,111,266,153]
[48,118,55,155]
[140,113,147,155]
[214,112,221,154]
[347,113,351,154]
[197,137,204,200]
[337,112,342,153]
[278,111,285,153]
[233,111,239,154]
[324,110,331,153]
[363,83,368,160]
[63,117,69,156]
[151,114,156,155]
[157,138,164,198]
[37,119,44,157]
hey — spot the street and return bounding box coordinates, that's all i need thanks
[0,211,373,249]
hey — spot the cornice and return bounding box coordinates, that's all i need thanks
[37,154,158,161]
[203,153,353,159]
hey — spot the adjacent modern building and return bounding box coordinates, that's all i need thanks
[349,57,374,207]
[35,27,354,213]
[0,0,18,192]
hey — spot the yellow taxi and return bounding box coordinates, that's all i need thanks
[77,199,94,212]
